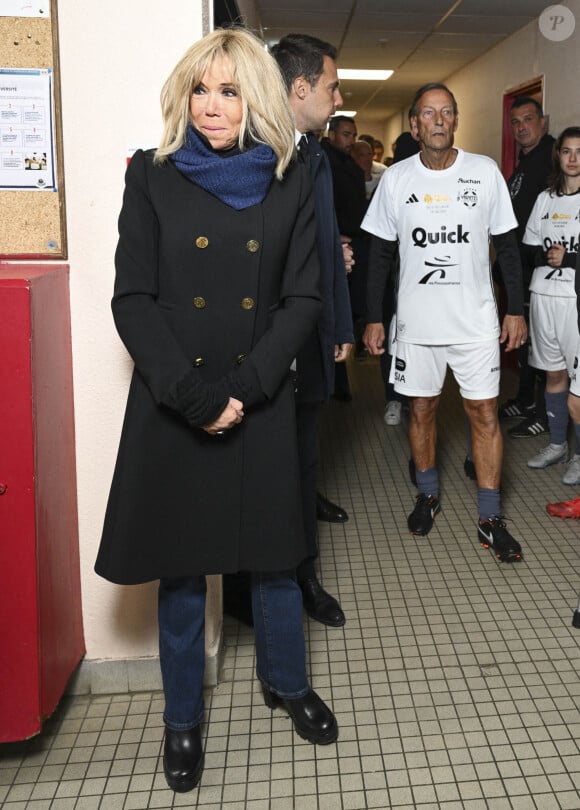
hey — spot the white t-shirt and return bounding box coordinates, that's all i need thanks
[372,161,387,180]
[362,149,517,345]
[523,189,580,298]
[365,175,381,200]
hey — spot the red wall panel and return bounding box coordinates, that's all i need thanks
[0,264,85,742]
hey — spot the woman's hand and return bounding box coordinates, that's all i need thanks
[547,243,565,268]
[203,397,244,435]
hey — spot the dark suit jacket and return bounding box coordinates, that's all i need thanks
[295,134,354,402]
[321,139,367,238]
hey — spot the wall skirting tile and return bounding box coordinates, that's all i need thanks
[66,640,223,695]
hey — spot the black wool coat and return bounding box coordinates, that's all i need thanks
[95,149,321,585]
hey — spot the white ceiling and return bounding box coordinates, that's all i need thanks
[237,0,548,121]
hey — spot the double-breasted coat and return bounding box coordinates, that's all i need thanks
[95,149,321,585]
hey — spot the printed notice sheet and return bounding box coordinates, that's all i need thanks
[0,68,56,190]
[0,1,50,17]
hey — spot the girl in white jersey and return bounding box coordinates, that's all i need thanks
[523,127,580,483]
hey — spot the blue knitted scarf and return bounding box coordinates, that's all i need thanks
[170,126,277,210]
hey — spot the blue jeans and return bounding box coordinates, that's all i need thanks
[158,571,308,730]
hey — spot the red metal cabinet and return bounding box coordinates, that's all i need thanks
[0,263,85,742]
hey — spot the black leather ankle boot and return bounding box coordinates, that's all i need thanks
[262,686,338,744]
[163,726,204,792]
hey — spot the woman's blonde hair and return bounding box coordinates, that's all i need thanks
[155,27,295,179]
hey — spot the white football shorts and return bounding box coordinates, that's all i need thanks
[389,339,500,400]
[529,292,579,375]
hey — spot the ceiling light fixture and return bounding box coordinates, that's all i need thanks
[332,110,357,117]
[338,69,393,81]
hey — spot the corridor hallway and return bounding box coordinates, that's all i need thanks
[1,357,579,810]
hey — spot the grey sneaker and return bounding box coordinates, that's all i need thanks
[527,442,568,469]
[563,454,580,485]
[384,401,402,426]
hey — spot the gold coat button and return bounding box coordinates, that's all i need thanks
[193,297,206,308]
[192,357,205,367]
[241,297,255,310]
[195,236,209,249]
[246,239,260,253]
[236,353,247,364]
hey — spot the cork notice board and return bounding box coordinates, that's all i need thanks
[0,2,66,258]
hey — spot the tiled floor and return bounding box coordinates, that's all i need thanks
[2,357,580,809]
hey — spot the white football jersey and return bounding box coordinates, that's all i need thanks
[362,149,517,344]
[523,189,580,298]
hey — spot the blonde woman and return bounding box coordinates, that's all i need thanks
[96,28,337,793]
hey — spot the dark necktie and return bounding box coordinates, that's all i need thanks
[298,134,310,166]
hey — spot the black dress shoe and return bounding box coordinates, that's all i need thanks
[463,456,476,481]
[316,492,349,523]
[300,576,345,627]
[163,726,204,792]
[262,686,338,744]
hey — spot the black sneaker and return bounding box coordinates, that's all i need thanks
[498,399,535,419]
[407,494,441,535]
[477,517,522,562]
[508,414,549,438]
[463,456,476,481]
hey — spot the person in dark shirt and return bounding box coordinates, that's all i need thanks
[392,130,420,163]
[499,96,555,437]
[322,116,369,362]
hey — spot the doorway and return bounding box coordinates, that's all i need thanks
[501,77,545,179]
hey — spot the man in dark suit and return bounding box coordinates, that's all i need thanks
[271,33,354,626]
[322,115,369,361]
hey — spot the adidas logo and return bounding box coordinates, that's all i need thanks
[541,212,549,220]
[406,193,419,204]
[527,421,546,435]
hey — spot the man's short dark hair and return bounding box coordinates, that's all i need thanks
[409,83,458,119]
[359,133,375,147]
[270,33,337,91]
[328,115,356,132]
[510,96,544,117]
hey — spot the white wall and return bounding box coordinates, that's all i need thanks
[58,2,205,661]
[384,1,580,162]
[447,0,580,160]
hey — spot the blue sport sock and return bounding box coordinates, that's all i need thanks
[545,390,569,445]
[478,488,501,522]
[416,466,439,498]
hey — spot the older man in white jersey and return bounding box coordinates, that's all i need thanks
[363,82,527,562]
